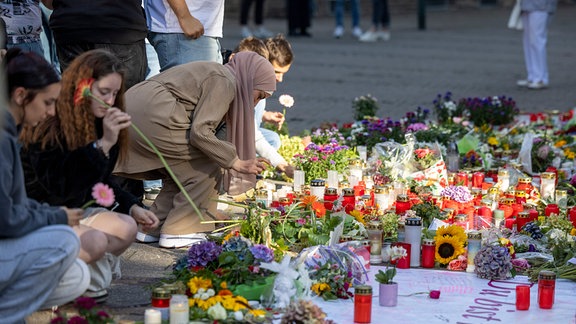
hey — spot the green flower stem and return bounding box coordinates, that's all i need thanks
[88,93,203,220]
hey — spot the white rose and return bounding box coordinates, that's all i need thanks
[207,302,228,320]
[279,94,295,108]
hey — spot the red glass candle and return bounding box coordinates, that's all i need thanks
[421,239,436,268]
[516,285,530,311]
[544,204,560,217]
[472,172,484,189]
[504,217,516,230]
[354,184,365,197]
[511,203,524,218]
[455,214,468,231]
[151,288,171,308]
[393,242,411,269]
[528,208,539,223]
[279,197,291,207]
[515,177,533,196]
[354,285,372,323]
[516,211,531,232]
[515,190,527,204]
[476,206,492,229]
[395,194,411,215]
[342,188,356,213]
[569,207,576,228]
[323,187,338,211]
[456,172,468,187]
[538,271,556,309]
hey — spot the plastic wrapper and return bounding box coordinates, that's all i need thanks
[369,141,412,181]
[292,244,369,286]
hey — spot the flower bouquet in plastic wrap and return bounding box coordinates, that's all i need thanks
[368,140,412,186]
[292,244,369,300]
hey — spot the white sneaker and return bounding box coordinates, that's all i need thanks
[352,26,363,38]
[527,81,548,90]
[516,79,530,87]
[159,233,207,249]
[241,26,253,38]
[377,31,391,41]
[333,26,344,38]
[136,231,159,243]
[359,31,378,42]
[255,26,273,38]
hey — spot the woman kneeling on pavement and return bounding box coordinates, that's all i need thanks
[114,52,276,249]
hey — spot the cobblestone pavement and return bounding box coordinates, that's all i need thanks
[28,4,576,323]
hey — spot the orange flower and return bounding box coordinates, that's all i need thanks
[300,195,317,207]
[312,201,326,218]
[217,289,233,296]
[73,78,95,106]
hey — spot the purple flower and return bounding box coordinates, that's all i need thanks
[406,123,428,132]
[250,244,274,263]
[187,241,222,267]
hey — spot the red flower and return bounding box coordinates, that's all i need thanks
[73,78,95,106]
[429,290,441,299]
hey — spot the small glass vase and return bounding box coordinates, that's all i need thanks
[379,283,398,307]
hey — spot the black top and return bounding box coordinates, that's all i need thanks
[49,0,147,44]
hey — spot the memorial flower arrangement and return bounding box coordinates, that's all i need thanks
[531,137,556,173]
[309,260,354,300]
[352,94,379,121]
[292,140,356,183]
[474,243,514,280]
[51,297,114,324]
[280,299,335,324]
[431,91,467,124]
[463,95,519,126]
[413,147,437,170]
[434,225,467,266]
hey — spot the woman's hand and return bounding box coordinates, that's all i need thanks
[232,158,269,174]
[100,107,131,153]
[277,164,295,178]
[129,205,160,232]
[62,207,84,226]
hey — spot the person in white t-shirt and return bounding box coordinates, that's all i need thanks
[144,0,225,70]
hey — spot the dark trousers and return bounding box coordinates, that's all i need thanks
[240,0,265,25]
[287,0,311,33]
[55,40,147,90]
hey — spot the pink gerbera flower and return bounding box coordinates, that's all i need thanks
[91,183,115,207]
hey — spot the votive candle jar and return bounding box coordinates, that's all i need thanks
[421,239,436,268]
[515,177,533,196]
[404,217,422,267]
[374,186,388,211]
[293,170,305,193]
[395,194,411,215]
[169,294,189,324]
[366,221,383,264]
[466,231,482,273]
[538,270,556,309]
[497,169,510,192]
[310,179,326,200]
[540,172,556,200]
[354,285,372,323]
[151,287,170,321]
[323,187,338,211]
[493,209,505,228]
[342,188,356,213]
[349,158,364,181]
[545,203,560,217]
[555,190,567,209]
[516,211,531,232]
[144,308,162,324]
[516,285,531,311]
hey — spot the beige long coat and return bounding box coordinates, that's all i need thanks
[115,62,238,235]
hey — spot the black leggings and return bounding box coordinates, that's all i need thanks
[240,0,266,25]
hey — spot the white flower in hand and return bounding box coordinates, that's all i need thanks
[279,94,294,108]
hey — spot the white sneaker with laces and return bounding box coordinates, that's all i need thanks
[136,231,159,243]
[241,26,253,38]
[159,233,207,249]
[333,26,344,38]
[359,31,378,42]
[352,26,363,38]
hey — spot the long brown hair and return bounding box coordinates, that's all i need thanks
[22,49,129,162]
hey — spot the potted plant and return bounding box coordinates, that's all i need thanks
[374,246,407,307]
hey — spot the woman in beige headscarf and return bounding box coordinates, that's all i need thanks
[115,52,276,248]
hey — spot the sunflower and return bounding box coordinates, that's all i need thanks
[349,210,365,225]
[435,225,467,243]
[435,235,466,265]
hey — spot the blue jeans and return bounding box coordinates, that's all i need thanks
[148,33,222,71]
[0,226,81,323]
[334,0,360,28]
[7,41,45,58]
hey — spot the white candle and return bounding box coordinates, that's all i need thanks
[144,309,162,324]
[169,294,189,324]
[327,170,339,189]
[293,170,305,193]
